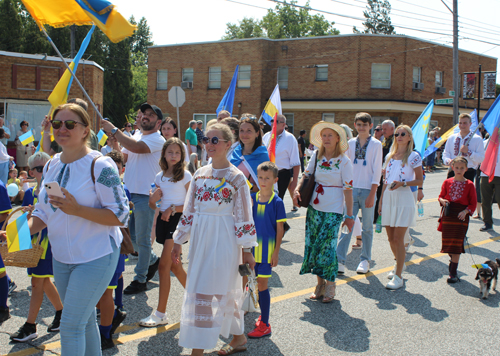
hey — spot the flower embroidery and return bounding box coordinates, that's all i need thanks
[319,161,332,170]
[449,181,466,202]
[180,214,193,226]
[235,223,256,238]
[222,188,230,198]
[333,159,341,170]
[344,180,353,190]
[202,192,210,201]
[195,181,233,205]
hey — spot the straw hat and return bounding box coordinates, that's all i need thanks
[310,121,349,152]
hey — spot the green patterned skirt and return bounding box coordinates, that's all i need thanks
[300,206,343,282]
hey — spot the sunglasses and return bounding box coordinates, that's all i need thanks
[270,120,285,124]
[374,128,381,131]
[202,136,228,145]
[126,125,132,127]
[394,132,407,137]
[31,166,44,173]
[22,123,29,127]
[51,120,88,130]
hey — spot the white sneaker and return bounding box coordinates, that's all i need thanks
[356,260,370,274]
[405,236,415,252]
[386,275,404,290]
[338,263,345,274]
[387,263,406,279]
[139,311,168,327]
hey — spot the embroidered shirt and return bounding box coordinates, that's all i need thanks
[443,132,485,169]
[347,137,382,190]
[439,177,477,214]
[384,151,422,185]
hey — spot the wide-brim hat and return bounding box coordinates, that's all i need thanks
[310,121,349,152]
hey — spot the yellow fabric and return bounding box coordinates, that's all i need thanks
[48,62,74,109]
[434,124,458,149]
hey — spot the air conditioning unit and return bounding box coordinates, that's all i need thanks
[181,81,193,89]
[435,86,446,94]
[413,82,424,90]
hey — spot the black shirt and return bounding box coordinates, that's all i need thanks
[297,136,306,154]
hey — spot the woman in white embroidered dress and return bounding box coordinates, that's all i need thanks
[378,125,423,290]
[172,123,257,356]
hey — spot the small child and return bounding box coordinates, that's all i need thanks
[438,156,477,283]
[7,168,24,203]
[19,170,35,193]
[140,138,189,327]
[247,161,286,338]
[10,152,63,342]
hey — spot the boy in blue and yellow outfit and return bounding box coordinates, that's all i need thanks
[248,162,286,339]
[0,168,14,323]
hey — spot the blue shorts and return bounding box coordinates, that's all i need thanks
[0,253,4,274]
[27,235,53,278]
[108,254,126,289]
[254,262,272,278]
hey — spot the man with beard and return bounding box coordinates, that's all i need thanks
[101,103,165,294]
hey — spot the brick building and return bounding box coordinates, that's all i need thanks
[0,50,104,148]
[148,34,497,138]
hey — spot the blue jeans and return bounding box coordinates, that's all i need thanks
[53,239,119,356]
[337,188,376,265]
[129,193,158,283]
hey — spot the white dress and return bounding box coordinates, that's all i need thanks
[173,164,257,350]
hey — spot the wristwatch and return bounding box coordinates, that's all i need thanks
[111,127,118,136]
[345,214,355,220]
[403,181,407,188]
[243,248,252,253]
[418,187,423,190]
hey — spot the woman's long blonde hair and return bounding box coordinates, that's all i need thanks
[318,128,345,159]
[385,124,414,167]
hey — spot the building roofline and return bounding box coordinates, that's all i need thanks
[0,50,104,71]
[149,33,496,60]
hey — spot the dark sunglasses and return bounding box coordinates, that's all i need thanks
[51,120,88,130]
[126,124,132,127]
[270,120,284,124]
[374,128,381,131]
[202,136,227,145]
[394,132,407,137]
[31,166,44,173]
[22,123,29,127]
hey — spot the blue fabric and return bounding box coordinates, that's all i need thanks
[52,238,119,356]
[0,179,11,213]
[230,144,269,181]
[0,161,8,186]
[98,324,112,339]
[480,95,500,136]
[115,277,123,308]
[216,65,239,116]
[123,184,131,201]
[108,254,126,288]
[411,100,434,158]
[254,262,272,278]
[0,275,7,309]
[258,289,271,326]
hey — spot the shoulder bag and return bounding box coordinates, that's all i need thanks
[297,150,318,208]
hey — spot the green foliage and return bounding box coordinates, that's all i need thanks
[353,0,395,35]
[222,0,339,40]
[0,0,24,52]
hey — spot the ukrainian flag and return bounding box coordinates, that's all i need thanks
[261,84,282,126]
[411,100,434,158]
[18,130,35,146]
[97,129,108,146]
[6,213,32,253]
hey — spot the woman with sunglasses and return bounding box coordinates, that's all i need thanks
[378,125,423,290]
[122,123,133,137]
[8,103,130,355]
[15,120,35,173]
[171,123,257,356]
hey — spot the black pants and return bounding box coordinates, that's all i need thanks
[374,176,384,223]
[447,167,476,182]
[277,169,292,200]
[481,176,500,226]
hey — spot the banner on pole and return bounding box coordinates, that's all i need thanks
[483,72,496,99]
[463,73,476,99]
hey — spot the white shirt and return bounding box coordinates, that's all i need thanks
[384,151,422,185]
[443,132,485,169]
[0,142,9,163]
[347,137,382,190]
[123,131,165,195]
[0,126,10,146]
[262,130,301,170]
[101,145,113,155]
[123,130,132,137]
[33,151,130,264]
[154,170,192,211]
[182,142,189,163]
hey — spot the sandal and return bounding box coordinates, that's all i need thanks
[218,343,247,355]
[310,283,325,300]
[139,312,168,327]
[473,215,482,219]
[352,237,362,250]
[322,283,336,303]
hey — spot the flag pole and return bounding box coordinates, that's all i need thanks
[41,28,104,122]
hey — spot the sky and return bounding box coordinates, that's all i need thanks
[114,0,500,81]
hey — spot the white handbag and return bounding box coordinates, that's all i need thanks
[242,270,260,313]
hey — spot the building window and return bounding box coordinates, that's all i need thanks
[182,68,193,82]
[278,66,288,89]
[322,113,335,123]
[238,65,251,88]
[194,113,218,127]
[284,113,294,134]
[315,65,328,81]
[413,67,421,83]
[157,69,168,90]
[208,67,221,89]
[371,63,391,89]
[435,71,443,87]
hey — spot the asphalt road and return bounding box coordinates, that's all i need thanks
[2,168,500,355]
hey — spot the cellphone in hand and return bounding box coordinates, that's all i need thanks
[238,263,252,277]
[44,182,65,199]
[390,182,397,190]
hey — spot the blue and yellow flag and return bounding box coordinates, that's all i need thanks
[97,129,108,146]
[18,130,35,146]
[411,100,434,158]
[6,213,32,253]
[21,0,135,43]
[261,84,282,126]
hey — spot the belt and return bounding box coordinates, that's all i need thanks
[313,184,342,204]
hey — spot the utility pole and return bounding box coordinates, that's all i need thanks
[452,0,459,124]
[477,64,482,119]
[70,25,76,58]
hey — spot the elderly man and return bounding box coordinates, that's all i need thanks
[374,125,383,141]
[374,119,395,223]
[0,115,10,146]
[101,103,165,294]
[262,114,301,200]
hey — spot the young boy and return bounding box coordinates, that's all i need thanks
[7,168,24,203]
[0,177,13,324]
[247,162,286,338]
[337,113,383,274]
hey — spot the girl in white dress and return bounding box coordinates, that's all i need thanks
[172,124,257,356]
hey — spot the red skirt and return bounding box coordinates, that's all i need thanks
[439,202,469,254]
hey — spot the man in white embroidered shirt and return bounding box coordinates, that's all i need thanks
[337,113,382,274]
[443,113,485,181]
[262,114,301,200]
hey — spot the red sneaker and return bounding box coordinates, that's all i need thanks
[255,315,262,327]
[248,322,271,338]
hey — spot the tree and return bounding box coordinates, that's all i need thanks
[222,1,339,40]
[353,0,395,35]
[130,17,153,67]
[0,0,24,52]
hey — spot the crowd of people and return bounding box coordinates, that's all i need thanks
[0,99,496,355]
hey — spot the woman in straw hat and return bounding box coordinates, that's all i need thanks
[378,124,423,290]
[293,122,354,302]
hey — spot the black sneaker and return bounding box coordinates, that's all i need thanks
[100,334,115,350]
[8,281,16,296]
[47,311,62,332]
[110,308,127,335]
[124,280,147,295]
[146,258,160,282]
[0,307,10,324]
[10,322,38,342]
[480,223,493,231]
[447,276,460,283]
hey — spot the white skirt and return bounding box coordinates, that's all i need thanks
[381,187,416,227]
